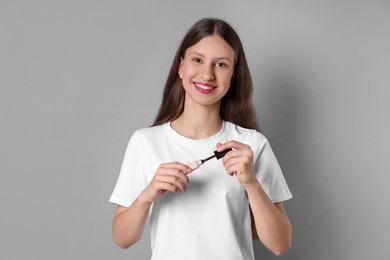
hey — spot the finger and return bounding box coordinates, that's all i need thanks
[155,181,177,193]
[175,178,187,192]
[223,149,253,164]
[157,168,190,185]
[155,175,187,192]
[167,176,187,192]
[224,163,243,176]
[223,158,240,174]
[159,162,193,174]
[177,171,190,186]
[223,155,249,169]
[216,140,251,152]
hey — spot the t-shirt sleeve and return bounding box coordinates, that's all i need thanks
[254,134,293,203]
[109,131,148,207]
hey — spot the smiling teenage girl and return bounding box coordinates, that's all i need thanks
[109,18,292,259]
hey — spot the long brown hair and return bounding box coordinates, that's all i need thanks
[153,18,259,132]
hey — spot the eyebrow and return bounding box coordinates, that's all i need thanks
[187,52,233,63]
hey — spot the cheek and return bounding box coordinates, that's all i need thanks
[220,71,234,86]
[180,65,194,80]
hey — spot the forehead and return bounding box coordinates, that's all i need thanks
[184,34,235,61]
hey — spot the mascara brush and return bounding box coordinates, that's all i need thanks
[186,148,232,170]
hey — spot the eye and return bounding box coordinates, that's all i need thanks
[192,57,202,63]
[216,62,227,68]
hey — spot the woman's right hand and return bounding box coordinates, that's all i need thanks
[139,162,192,204]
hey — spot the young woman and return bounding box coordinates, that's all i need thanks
[109,18,292,259]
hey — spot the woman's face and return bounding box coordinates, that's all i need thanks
[178,34,235,109]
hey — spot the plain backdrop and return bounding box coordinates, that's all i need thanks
[1,1,390,259]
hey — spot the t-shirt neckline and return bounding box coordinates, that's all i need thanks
[164,121,227,146]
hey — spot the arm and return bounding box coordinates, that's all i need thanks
[217,141,292,256]
[245,182,292,255]
[112,198,152,249]
[112,162,192,249]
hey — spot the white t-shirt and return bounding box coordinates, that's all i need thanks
[109,121,292,260]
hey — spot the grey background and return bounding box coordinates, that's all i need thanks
[1,1,389,259]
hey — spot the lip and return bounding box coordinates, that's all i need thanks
[193,82,216,94]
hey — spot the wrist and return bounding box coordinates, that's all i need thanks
[243,180,262,193]
[138,192,154,206]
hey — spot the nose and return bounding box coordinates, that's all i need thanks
[200,64,215,81]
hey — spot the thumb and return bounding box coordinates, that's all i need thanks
[216,142,223,151]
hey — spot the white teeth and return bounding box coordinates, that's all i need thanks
[195,83,214,90]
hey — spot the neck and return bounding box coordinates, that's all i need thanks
[171,102,223,140]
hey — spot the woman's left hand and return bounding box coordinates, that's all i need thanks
[216,141,258,188]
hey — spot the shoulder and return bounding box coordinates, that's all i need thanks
[133,124,166,136]
[128,124,168,144]
[224,121,269,154]
[224,121,267,143]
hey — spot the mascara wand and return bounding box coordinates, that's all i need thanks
[186,148,232,170]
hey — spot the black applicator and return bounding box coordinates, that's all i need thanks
[186,148,232,170]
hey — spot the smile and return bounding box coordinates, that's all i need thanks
[193,82,216,93]
[193,82,216,94]
[198,85,213,90]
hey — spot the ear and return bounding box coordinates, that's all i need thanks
[178,57,184,79]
